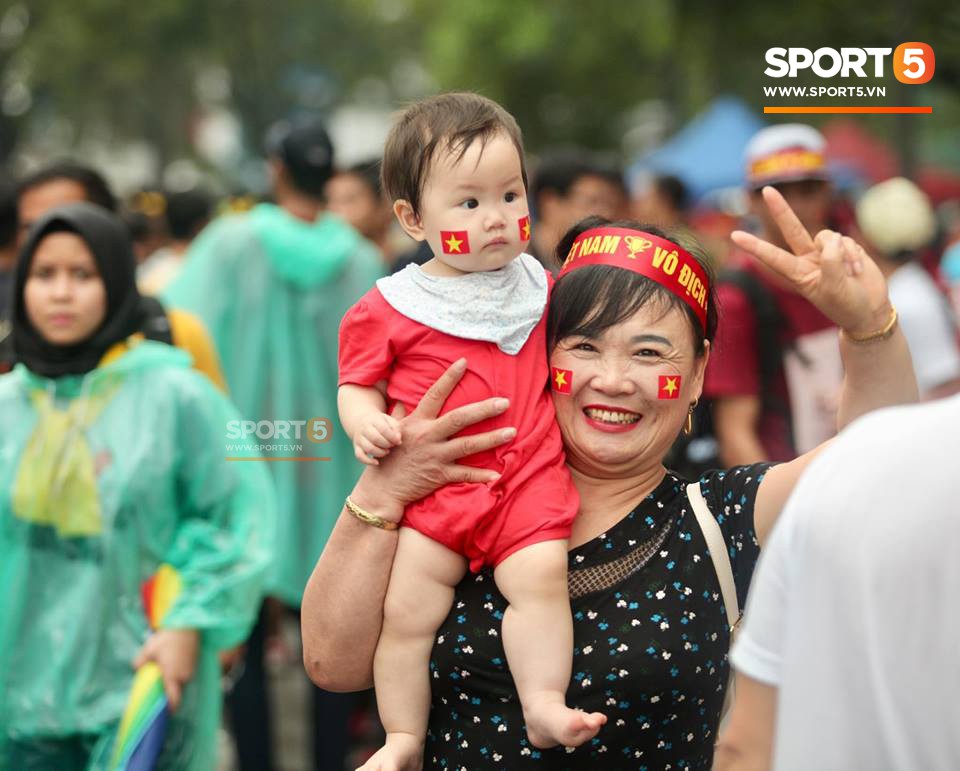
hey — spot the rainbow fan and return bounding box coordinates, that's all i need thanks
[108,564,182,771]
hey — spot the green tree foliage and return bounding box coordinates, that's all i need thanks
[3,0,957,167]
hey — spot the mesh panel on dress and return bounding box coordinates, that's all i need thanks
[568,520,673,600]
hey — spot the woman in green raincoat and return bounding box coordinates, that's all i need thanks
[0,203,275,770]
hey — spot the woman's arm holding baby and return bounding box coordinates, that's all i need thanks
[305,360,515,691]
[301,477,402,691]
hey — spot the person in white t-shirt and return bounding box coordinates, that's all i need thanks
[715,395,960,771]
[855,177,960,399]
[887,261,960,395]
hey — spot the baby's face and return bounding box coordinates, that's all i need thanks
[416,132,530,273]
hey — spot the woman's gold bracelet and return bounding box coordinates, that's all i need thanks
[344,496,399,531]
[842,306,898,344]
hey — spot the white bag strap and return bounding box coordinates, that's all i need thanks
[686,482,740,630]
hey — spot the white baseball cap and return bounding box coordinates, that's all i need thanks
[745,124,829,189]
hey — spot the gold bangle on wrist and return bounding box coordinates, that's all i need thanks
[842,306,898,344]
[345,496,399,531]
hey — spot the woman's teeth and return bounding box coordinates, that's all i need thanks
[584,408,641,425]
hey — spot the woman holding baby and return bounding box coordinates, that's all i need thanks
[304,93,916,770]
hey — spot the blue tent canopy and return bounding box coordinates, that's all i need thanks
[628,96,765,202]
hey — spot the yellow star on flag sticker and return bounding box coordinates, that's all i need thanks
[441,230,469,254]
[658,374,682,399]
[551,367,572,394]
[519,215,531,241]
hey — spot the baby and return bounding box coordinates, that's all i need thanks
[338,92,606,770]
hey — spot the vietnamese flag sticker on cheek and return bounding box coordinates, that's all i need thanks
[551,367,573,394]
[518,215,531,242]
[441,230,470,254]
[658,375,681,399]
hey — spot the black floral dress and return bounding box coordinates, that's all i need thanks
[426,465,772,770]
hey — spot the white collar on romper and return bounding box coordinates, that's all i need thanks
[375,252,548,355]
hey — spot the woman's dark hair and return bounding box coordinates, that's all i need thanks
[547,216,718,356]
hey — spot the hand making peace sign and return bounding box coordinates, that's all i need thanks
[731,186,893,336]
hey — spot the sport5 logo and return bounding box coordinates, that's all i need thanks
[765,44,934,85]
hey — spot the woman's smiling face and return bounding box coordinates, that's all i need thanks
[549,297,709,477]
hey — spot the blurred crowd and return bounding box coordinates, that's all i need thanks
[1,113,959,771]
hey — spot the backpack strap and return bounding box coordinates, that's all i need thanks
[686,481,739,630]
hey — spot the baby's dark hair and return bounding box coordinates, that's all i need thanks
[548,216,718,355]
[381,92,527,217]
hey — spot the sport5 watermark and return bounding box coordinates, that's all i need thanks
[765,44,934,84]
[225,417,333,460]
[226,418,332,442]
[762,43,935,113]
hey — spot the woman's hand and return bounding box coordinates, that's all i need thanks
[132,628,200,712]
[351,358,516,521]
[731,186,892,335]
[747,187,918,545]
[301,359,516,692]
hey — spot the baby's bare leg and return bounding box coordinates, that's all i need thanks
[359,528,467,771]
[494,540,606,749]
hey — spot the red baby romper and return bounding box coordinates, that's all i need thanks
[338,278,579,572]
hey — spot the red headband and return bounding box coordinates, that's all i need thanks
[558,227,709,331]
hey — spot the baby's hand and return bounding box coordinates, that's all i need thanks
[354,413,402,465]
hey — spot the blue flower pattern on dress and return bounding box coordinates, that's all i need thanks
[426,464,771,769]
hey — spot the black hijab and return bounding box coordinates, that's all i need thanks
[11,203,144,377]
